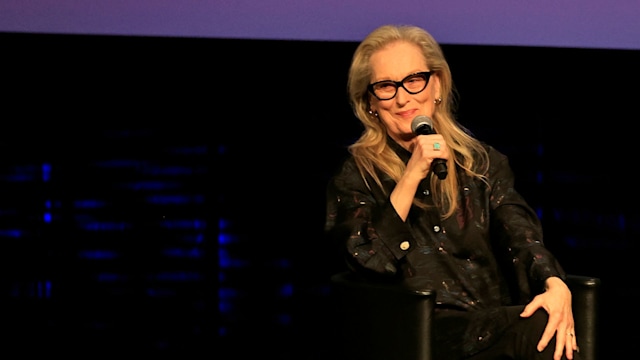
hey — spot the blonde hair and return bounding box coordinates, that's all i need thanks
[347,24,489,219]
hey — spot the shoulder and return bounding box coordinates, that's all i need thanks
[480,142,509,164]
[480,143,518,181]
[326,151,359,187]
[330,151,357,177]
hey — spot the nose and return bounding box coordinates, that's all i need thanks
[394,85,411,103]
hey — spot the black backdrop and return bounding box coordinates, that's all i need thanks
[2,32,639,358]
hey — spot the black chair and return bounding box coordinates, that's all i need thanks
[330,271,600,360]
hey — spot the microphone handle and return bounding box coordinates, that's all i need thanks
[414,123,448,180]
[432,159,448,180]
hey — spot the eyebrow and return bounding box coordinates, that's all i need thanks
[372,71,429,82]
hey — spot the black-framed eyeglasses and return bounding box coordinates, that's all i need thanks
[367,71,432,100]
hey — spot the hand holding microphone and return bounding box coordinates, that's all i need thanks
[410,115,448,180]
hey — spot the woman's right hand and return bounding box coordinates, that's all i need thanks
[406,133,450,179]
[391,134,450,220]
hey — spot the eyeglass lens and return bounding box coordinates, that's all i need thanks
[370,72,431,100]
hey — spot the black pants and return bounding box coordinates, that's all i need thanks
[466,306,582,360]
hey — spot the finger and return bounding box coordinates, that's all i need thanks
[566,329,576,346]
[554,332,566,360]
[565,330,577,359]
[519,298,541,318]
[536,324,555,352]
[538,313,568,353]
[536,316,562,352]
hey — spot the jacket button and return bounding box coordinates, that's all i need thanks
[400,241,410,250]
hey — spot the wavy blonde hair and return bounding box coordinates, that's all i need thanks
[347,24,489,219]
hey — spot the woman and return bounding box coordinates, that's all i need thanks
[324,24,580,360]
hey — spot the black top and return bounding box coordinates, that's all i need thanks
[325,137,566,357]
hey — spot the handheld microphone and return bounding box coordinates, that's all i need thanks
[410,115,448,180]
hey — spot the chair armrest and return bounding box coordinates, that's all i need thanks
[565,274,601,360]
[330,272,436,360]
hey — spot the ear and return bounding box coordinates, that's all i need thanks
[433,74,442,99]
[368,99,377,114]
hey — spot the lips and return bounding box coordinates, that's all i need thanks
[397,109,418,119]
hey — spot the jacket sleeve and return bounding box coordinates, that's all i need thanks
[324,158,415,280]
[486,146,566,297]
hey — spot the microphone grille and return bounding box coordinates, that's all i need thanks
[411,115,433,134]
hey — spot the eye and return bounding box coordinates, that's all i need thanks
[405,74,426,84]
[374,81,396,91]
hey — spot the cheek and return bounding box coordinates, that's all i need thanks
[411,90,435,108]
[379,117,399,133]
[376,101,393,112]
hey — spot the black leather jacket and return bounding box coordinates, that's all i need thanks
[325,137,566,357]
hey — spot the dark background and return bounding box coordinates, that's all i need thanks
[2,32,638,358]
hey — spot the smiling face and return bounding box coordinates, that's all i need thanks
[369,40,441,149]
